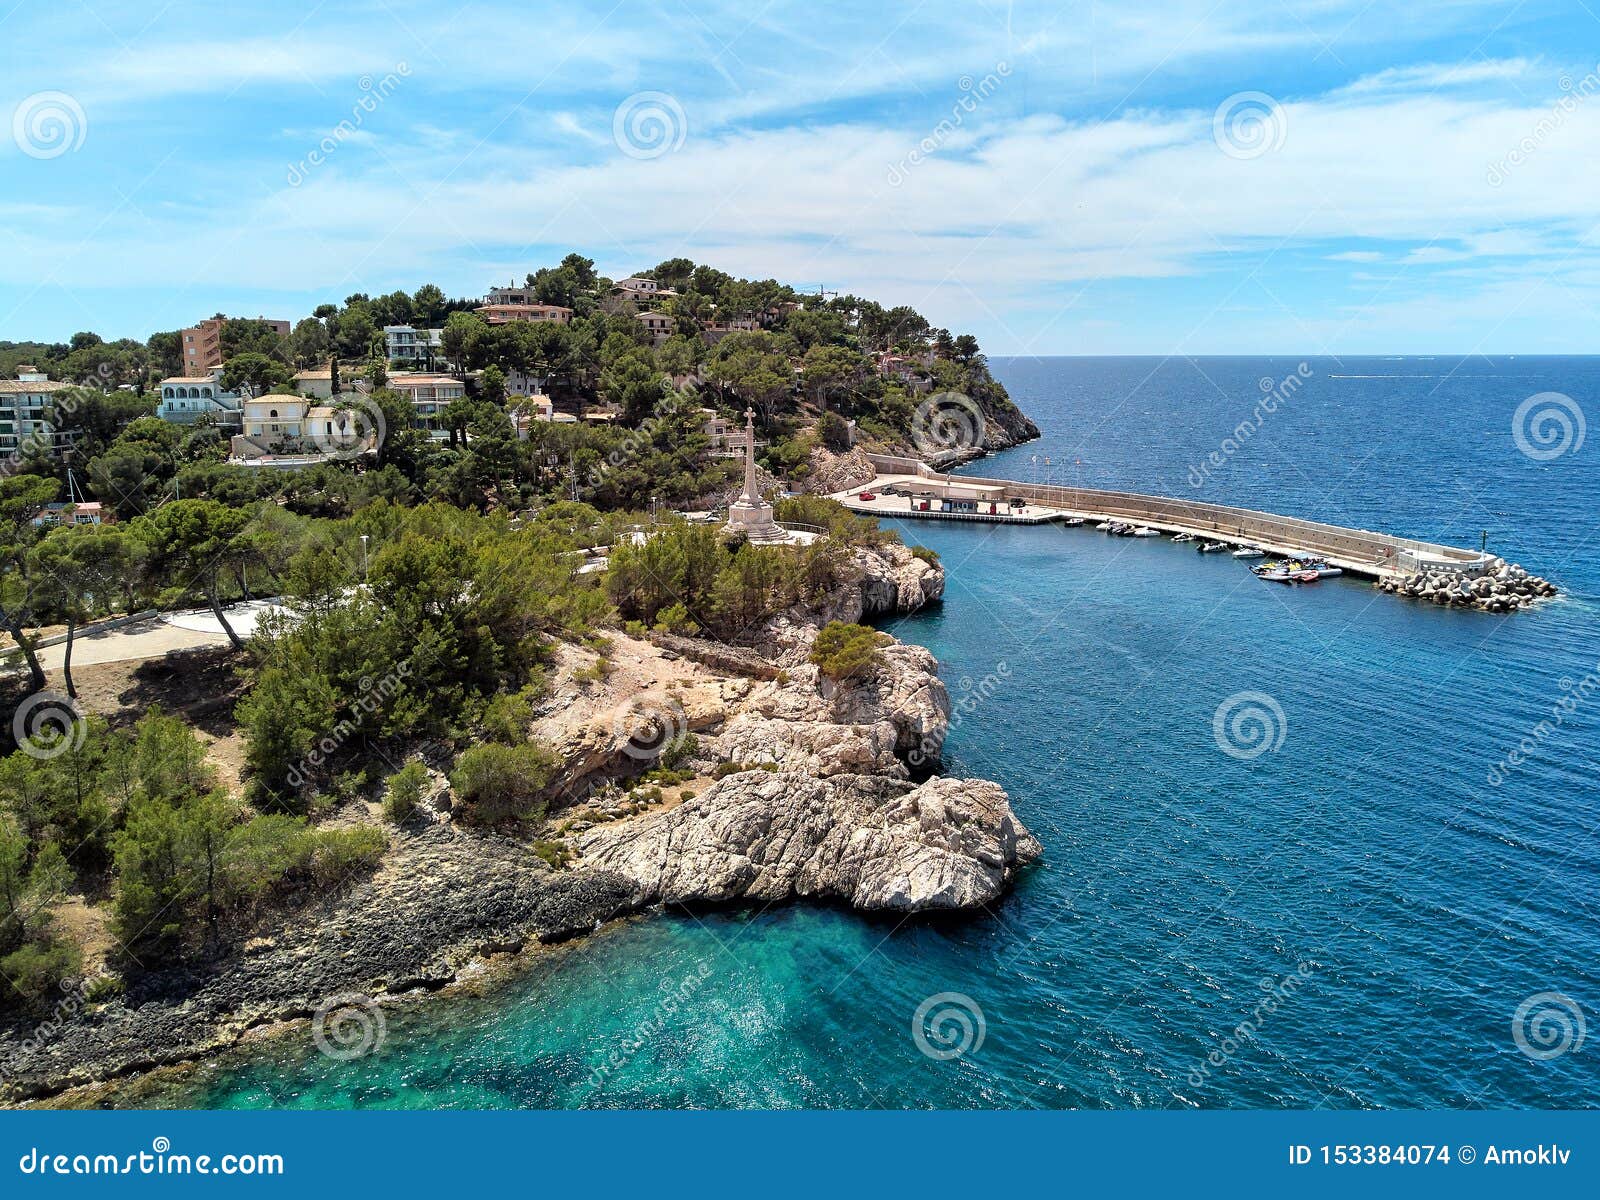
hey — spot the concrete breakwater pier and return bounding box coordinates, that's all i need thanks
[830,455,1555,611]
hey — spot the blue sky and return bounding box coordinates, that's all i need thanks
[3,0,1599,354]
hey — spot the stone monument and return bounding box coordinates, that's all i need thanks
[724,407,783,542]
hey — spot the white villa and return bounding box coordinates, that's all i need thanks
[229,396,378,465]
[615,276,676,305]
[637,310,675,344]
[156,370,242,425]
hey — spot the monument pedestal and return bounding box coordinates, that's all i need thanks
[723,406,788,543]
[726,496,784,542]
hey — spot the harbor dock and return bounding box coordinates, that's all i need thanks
[833,455,1498,582]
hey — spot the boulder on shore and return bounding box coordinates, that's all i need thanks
[579,769,1040,913]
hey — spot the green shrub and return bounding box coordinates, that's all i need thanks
[483,689,535,746]
[910,544,940,564]
[382,761,430,824]
[450,741,559,825]
[660,732,699,770]
[710,761,779,779]
[810,621,891,681]
[818,410,852,452]
[623,619,649,638]
[84,973,125,1003]
[1,938,82,1011]
[309,825,387,886]
[652,603,696,634]
[532,840,573,869]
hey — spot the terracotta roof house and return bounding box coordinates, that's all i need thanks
[475,302,572,325]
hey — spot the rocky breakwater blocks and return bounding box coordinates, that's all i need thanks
[1375,559,1558,612]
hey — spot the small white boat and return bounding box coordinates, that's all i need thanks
[1198,541,1229,553]
[1095,521,1113,531]
[1171,533,1195,543]
[1063,517,1086,527]
[1232,546,1265,559]
[1131,526,1159,537]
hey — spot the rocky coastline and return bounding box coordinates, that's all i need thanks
[0,542,1038,1105]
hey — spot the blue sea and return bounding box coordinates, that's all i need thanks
[172,357,1600,1109]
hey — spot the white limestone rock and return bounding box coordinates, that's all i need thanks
[578,769,1040,913]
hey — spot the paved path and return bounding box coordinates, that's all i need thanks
[21,600,289,671]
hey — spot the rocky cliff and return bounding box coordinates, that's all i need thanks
[0,541,1038,1104]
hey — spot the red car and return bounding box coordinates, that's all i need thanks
[858,491,877,501]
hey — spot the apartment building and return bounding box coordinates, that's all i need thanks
[180,315,291,372]
[384,324,443,365]
[0,367,77,460]
[388,372,467,436]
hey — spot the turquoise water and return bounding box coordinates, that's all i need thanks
[178,357,1599,1109]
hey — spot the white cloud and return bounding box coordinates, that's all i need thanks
[7,0,1600,351]
[1400,246,1471,264]
[1334,58,1539,96]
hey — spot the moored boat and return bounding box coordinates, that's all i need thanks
[1131,526,1159,537]
[1171,532,1195,543]
[1253,558,1327,584]
[1198,541,1229,553]
[1232,545,1265,559]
